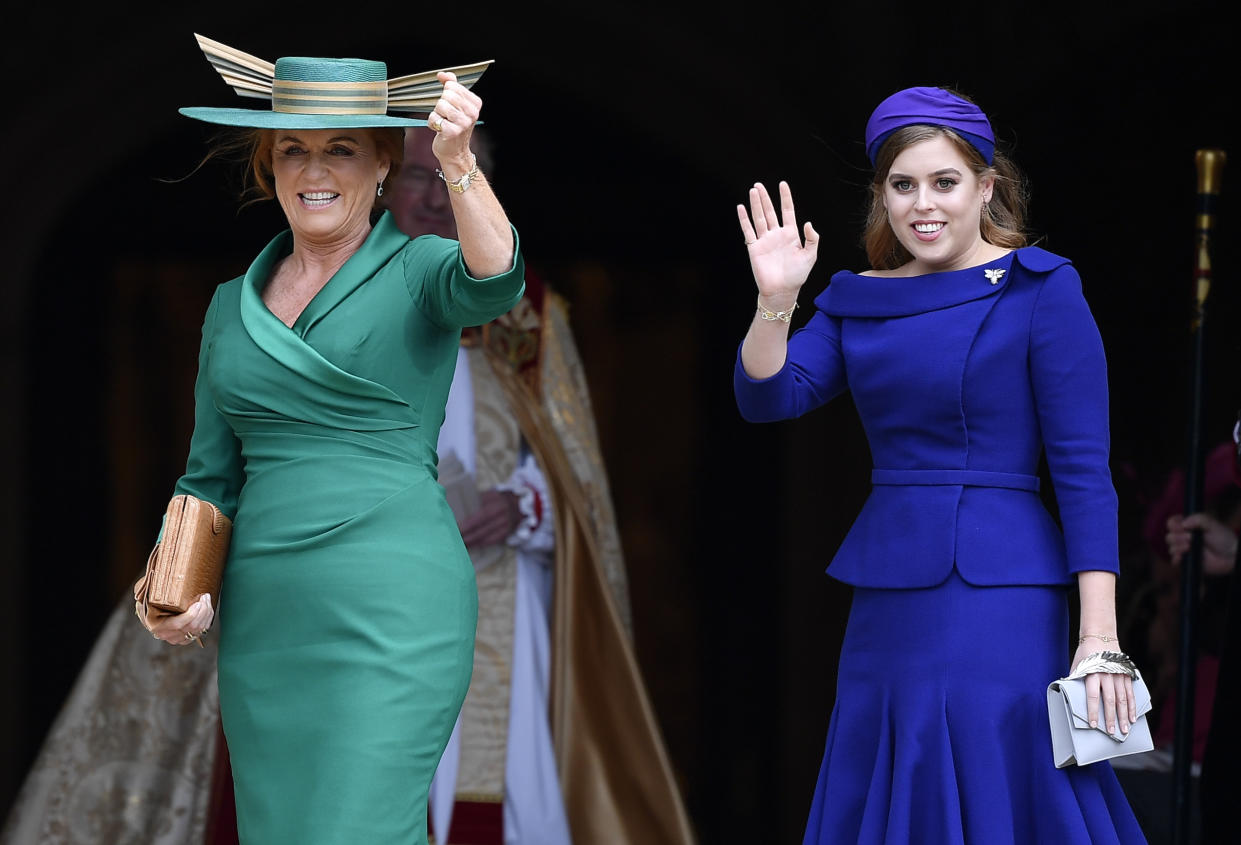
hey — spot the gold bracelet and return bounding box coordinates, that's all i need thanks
[1078,633,1119,646]
[437,154,480,194]
[757,295,798,323]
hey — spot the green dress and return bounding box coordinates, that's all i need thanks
[172,212,525,844]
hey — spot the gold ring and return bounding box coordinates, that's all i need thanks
[430,116,444,132]
[184,632,197,642]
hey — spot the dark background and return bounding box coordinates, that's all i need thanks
[2,2,1237,842]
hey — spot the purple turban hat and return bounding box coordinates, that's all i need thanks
[864,86,995,166]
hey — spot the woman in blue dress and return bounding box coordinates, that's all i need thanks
[733,87,1147,843]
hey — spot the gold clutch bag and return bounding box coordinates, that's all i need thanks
[133,495,232,631]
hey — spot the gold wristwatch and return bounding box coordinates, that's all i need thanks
[438,154,480,194]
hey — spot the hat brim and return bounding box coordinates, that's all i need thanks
[179,107,428,129]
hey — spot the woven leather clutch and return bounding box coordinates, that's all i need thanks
[134,495,231,626]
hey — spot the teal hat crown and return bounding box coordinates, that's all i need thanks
[179,34,492,130]
[275,56,388,82]
[269,57,390,118]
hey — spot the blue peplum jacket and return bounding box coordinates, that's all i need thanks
[734,247,1118,589]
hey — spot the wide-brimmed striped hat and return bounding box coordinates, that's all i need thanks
[179,34,492,129]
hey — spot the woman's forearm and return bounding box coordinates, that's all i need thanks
[1077,570,1119,644]
[740,290,798,379]
[440,152,515,277]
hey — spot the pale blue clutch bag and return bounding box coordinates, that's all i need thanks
[1047,652,1154,768]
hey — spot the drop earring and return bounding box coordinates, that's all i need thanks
[377,182,384,198]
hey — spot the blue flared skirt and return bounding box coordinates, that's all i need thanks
[803,570,1146,844]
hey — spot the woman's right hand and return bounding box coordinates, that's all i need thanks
[136,593,215,646]
[736,180,820,301]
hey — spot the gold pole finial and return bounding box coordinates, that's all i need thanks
[1195,149,1226,197]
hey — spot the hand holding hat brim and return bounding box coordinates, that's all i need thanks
[428,72,482,158]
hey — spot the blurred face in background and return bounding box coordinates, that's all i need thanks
[388,128,457,240]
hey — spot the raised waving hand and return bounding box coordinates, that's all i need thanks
[737,181,820,298]
[738,181,819,379]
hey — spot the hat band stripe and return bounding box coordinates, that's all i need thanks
[271,80,388,114]
[272,100,387,114]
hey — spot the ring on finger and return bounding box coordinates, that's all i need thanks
[430,115,444,132]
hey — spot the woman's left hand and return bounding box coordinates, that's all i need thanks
[137,593,215,646]
[1071,640,1138,736]
[428,71,481,170]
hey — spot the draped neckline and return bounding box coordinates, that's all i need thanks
[817,246,1072,318]
[251,212,409,335]
[237,210,420,421]
[818,250,1016,318]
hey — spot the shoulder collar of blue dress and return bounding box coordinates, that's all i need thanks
[816,246,1071,318]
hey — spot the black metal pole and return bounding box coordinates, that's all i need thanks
[1172,148,1226,845]
[1172,323,1204,845]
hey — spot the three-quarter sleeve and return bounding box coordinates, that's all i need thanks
[733,310,849,422]
[404,226,526,329]
[172,287,246,520]
[1029,264,1119,575]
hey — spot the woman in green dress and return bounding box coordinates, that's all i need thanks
[138,37,524,844]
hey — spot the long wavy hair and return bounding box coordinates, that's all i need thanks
[862,124,1029,271]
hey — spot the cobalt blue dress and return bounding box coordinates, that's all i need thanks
[734,248,1146,844]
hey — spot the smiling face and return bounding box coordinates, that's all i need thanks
[881,134,995,274]
[270,129,391,244]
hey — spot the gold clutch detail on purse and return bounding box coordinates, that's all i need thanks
[133,495,232,637]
